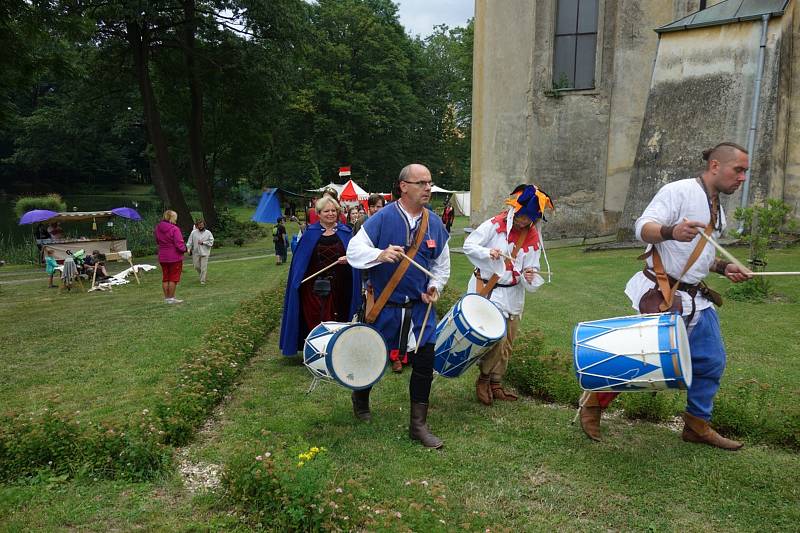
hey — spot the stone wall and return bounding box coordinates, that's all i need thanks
[619,16,792,238]
[471,0,674,237]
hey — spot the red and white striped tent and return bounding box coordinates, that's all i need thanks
[309,179,369,205]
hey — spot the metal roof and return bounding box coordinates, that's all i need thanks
[656,0,790,33]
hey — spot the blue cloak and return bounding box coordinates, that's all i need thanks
[279,222,361,356]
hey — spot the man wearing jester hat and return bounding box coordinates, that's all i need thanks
[463,184,554,406]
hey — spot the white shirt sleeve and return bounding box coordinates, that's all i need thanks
[346,227,382,269]
[463,220,506,278]
[635,185,682,242]
[204,231,214,248]
[186,230,195,250]
[520,247,544,292]
[428,242,450,294]
[462,220,494,261]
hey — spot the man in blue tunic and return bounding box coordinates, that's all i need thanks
[347,163,450,448]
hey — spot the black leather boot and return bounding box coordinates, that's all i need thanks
[409,402,443,448]
[351,389,371,422]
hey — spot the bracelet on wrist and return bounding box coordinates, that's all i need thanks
[713,259,731,275]
[660,224,677,241]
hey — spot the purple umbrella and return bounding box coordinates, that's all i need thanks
[18,210,58,225]
[111,207,143,221]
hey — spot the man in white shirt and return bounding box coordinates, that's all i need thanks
[579,142,752,450]
[186,219,214,284]
[347,163,450,448]
[463,184,552,405]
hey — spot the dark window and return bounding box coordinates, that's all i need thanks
[553,0,598,90]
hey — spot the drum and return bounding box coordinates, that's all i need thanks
[434,293,507,378]
[303,322,387,390]
[573,313,692,392]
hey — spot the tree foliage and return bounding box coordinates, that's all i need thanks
[0,0,474,210]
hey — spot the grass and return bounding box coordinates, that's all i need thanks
[1,215,798,530]
[0,246,284,424]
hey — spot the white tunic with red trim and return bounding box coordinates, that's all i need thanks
[462,212,544,317]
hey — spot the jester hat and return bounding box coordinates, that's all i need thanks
[505,184,554,222]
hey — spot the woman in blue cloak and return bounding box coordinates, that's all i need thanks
[279,196,361,356]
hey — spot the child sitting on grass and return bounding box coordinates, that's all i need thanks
[45,249,57,288]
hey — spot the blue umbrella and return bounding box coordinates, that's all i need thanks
[18,210,58,225]
[111,207,143,221]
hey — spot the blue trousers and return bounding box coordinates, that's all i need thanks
[686,307,727,420]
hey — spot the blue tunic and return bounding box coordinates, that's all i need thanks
[279,223,361,356]
[361,203,449,351]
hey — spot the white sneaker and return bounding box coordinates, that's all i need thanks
[165,298,174,304]
[171,298,184,304]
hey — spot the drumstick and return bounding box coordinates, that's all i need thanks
[745,271,800,276]
[301,260,340,284]
[683,218,751,273]
[399,251,437,280]
[417,301,434,347]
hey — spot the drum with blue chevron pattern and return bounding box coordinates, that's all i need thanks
[434,293,506,378]
[573,313,692,392]
[303,322,387,390]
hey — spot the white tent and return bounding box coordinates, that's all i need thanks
[450,192,471,216]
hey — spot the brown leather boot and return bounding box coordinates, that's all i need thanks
[681,412,743,451]
[579,392,603,441]
[476,374,493,406]
[490,383,518,401]
[392,359,403,373]
[409,402,443,449]
[351,389,371,422]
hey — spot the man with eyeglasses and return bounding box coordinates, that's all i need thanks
[579,142,753,450]
[347,163,450,448]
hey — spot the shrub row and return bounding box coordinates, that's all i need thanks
[155,282,286,446]
[222,443,357,531]
[0,409,170,482]
[0,282,286,482]
[506,329,800,450]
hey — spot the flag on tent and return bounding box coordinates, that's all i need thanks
[338,166,351,177]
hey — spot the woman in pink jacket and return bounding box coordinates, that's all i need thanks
[154,210,188,304]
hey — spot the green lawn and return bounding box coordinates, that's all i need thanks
[0,248,284,424]
[1,224,798,531]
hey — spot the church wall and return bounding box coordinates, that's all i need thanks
[619,17,792,237]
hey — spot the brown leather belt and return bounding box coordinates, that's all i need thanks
[473,269,517,288]
[642,268,698,296]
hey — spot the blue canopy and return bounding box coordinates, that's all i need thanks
[251,189,282,223]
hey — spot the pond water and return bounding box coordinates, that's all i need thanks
[0,195,161,244]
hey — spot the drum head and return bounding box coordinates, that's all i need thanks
[461,293,506,340]
[674,316,692,388]
[327,324,387,390]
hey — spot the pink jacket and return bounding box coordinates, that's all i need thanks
[154,220,187,263]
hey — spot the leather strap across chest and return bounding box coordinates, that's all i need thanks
[477,226,528,298]
[364,208,429,324]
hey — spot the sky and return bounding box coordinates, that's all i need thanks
[395,0,474,37]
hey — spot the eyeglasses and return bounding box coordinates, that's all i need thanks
[402,180,434,188]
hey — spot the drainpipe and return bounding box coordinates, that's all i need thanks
[738,14,770,230]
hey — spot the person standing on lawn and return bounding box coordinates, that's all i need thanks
[579,142,753,450]
[155,210,187,304]
[347,163,450,448]
[186,218,214,284]
[45,248,58,288]
[463,184,553,406]
[273,217,288,265]
[441,200,455,233]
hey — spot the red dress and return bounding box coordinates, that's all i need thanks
[299,233,353,332]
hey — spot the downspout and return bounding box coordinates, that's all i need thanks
[738,13,770,230]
